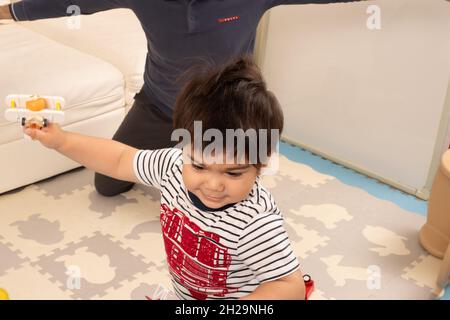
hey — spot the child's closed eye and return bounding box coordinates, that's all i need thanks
[227,172,243,177]
[192,164,204,171]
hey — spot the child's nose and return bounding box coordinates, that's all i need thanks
[206,175,225,192]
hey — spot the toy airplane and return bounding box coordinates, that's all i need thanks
[4,94,65,129]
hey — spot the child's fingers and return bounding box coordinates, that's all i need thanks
[24,128,45,141]
[41,122,55,133]
[47,122,60,131]
[24,128,35,139]
[33,128,47,141]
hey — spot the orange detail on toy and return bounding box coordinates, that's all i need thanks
[26,122,41,130]
[26,98,47,112]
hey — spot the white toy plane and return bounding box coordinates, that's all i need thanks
[4,94,65,129]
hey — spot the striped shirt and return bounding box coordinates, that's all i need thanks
[133,148,300,300]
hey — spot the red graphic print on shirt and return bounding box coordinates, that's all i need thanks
[160,204,239,300]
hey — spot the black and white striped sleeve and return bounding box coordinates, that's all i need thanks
[237,213,300,283]
[133,148,182,190]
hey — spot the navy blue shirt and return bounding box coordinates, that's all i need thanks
[10,0,361,117]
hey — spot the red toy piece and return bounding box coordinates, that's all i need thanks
[303,274,315,300]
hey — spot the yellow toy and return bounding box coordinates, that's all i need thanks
[0,288,9,300]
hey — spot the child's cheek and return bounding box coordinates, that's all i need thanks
[182,165,197,191]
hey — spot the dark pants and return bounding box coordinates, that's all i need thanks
[94,90,176,196]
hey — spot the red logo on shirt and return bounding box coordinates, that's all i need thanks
[218,16,240,23]
[160,204,239,300]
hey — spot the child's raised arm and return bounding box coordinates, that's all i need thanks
[24,123,140,184]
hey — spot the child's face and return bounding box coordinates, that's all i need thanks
[182,146,259,209]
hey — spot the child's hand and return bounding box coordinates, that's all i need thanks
[23,122,66,150]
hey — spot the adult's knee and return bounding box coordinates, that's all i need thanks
[94,173,134,197]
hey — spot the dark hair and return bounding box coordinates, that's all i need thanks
[173,56,284,168]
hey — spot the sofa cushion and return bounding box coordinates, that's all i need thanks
[21,9,148,106]
[0,24,125,145]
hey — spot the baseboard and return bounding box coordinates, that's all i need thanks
[281,135,428,200]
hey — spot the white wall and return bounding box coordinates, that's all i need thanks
[262,0,450,197]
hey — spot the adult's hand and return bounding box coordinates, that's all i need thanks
[0,5,13,21]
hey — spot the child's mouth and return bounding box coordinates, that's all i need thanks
[202,193,225,202]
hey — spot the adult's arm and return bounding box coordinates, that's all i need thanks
[0,5,13,20]
[5,0,133,22]
[266,0,368,9]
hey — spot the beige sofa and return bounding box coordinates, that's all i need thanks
[0,6,148,194]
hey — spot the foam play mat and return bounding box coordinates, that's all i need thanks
[0,143,446,300]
